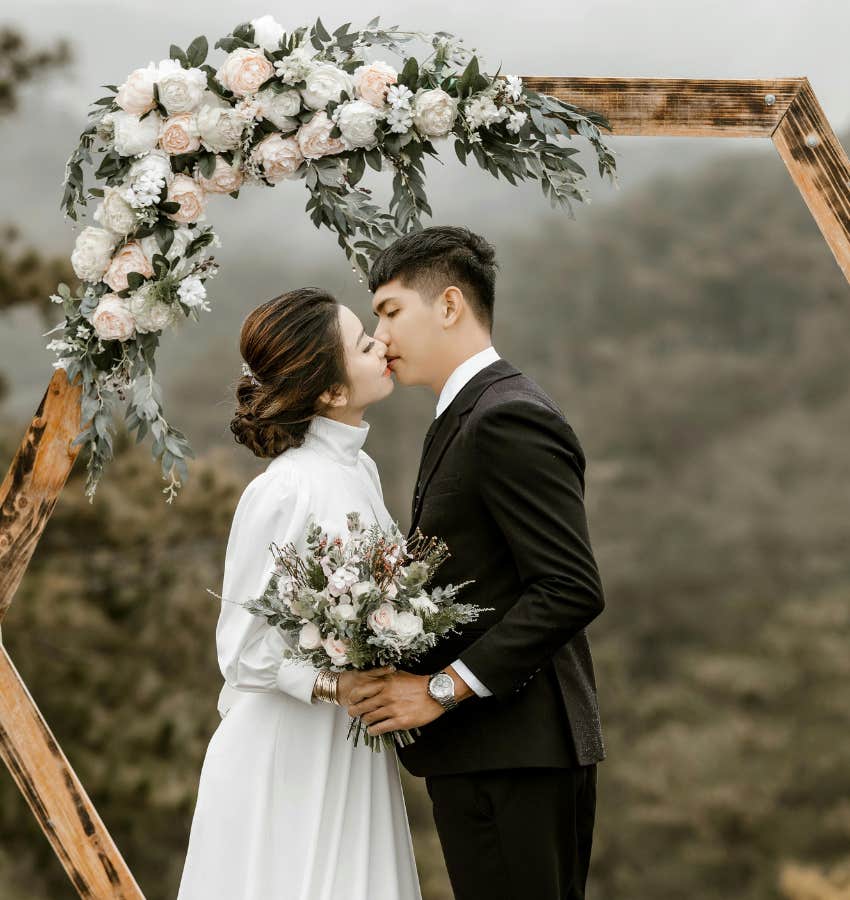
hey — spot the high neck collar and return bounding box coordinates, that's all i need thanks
[300,414,370,466]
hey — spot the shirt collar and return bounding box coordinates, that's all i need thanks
[435,346,501,419]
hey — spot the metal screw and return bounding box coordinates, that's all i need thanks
[764,93,776,106]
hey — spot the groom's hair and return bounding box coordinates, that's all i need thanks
[367,226,499,330]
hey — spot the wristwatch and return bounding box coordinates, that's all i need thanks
[427,670,458,711]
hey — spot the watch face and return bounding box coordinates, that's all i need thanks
[430,673,454,699]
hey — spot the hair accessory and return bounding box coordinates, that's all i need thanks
[241,360,261,387]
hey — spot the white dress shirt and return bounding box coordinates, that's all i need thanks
[435,346,501,698]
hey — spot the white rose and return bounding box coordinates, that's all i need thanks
[327,566,358,598]
[165,174,207,224]
[216,47,275,97]
[256,86,301,130]
[350,581,374,603]
[127,284,179,334]
[367,602,398,634]
[103,241,154,292]
[334,99,381,150]
[196,155,244,194]
[116,62,158,115]
[412,88,458,137]
[409,594,439,615]
[155,59,207,114]
[321,635,350,666]
[252,133,304,182]
[196,99,245,152]
[393,611,424,645]
[159,113,201,155]
[93,186,138,236]
[300,63,354,110]
[139,225,194,277]
[250,14,285,52]
[352,60,397,109]
[299,622,322,650]
[111,110,162,157]
[296,111,345,160]
[128,150,173,187]
[334,603,357,622]
[91,294,136,342]
[70,227,120,283]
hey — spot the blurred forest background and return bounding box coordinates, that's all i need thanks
[3,22,850,900]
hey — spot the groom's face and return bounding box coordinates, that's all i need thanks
[371,277,444,387]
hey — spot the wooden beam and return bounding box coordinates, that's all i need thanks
[521,76,804,137]
[772,77,850,285]
[0,645,145,898]
[0,368,84,625]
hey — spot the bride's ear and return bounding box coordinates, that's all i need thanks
[318,383,349,408]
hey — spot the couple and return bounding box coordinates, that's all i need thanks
[176,225,607,900]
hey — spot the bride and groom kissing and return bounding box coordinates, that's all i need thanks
[177,225,606,900]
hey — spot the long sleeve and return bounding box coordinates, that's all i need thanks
[457,398,605,699]
[216,466,320,711]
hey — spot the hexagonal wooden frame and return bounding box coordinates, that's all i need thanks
[1,76,848,899]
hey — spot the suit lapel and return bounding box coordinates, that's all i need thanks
[409,359,520,533]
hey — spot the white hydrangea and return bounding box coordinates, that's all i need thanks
[274,47,316,85]
[122,171,165,208]
[386,83,414,110]
[385,105,413,134]
[506,109,528,134]
[464,95,508,130]
[504,74,523,103]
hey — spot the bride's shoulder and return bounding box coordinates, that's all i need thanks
[237,456,309,507]
[358,449,382,492]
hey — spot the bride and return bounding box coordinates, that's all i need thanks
[176,287,422,900]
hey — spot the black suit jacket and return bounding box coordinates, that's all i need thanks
[396,359,606,776]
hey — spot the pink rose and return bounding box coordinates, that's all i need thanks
[159,113,201,155]
[165,174,207,224]
[197,155,244,193]
[296,111,346,160]
[367,602,398,634]
[321,635,350,667]
[252,133,304,182]
[353,61,397,109]
[116,63,158,115]
[103,241,154,292]
[91,293,136,341]
[216,48,275,97]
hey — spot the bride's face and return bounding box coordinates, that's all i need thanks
[335,304,394,410]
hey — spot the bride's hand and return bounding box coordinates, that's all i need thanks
[335,667,395,708]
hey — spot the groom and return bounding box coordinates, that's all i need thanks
[348,225,607,899]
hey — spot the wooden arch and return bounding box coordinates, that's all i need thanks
[1,76,848,898]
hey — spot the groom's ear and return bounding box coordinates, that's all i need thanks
[318,383,349,408]
[440,285,464,329]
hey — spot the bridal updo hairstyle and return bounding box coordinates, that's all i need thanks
[367,225,499,330]
[230,287,348,459]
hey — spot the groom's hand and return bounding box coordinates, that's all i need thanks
[347,667,473,736]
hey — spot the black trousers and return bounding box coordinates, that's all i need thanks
[425,765,597,900]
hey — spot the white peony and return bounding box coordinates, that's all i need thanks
[412,88,458,137]
[196,97,245,152]
[256,86,302,130]
[176,275,209,311]
[127,284,179,333]
[299,622,322,650]
[274,46,316,85]
[216,47,275,97]
[300,62,354,110]
[352,60,397,109]
[321,635,350,666]
[296,111,345,160]
[111,110,162,157]
[250,14,285,52]
[91,294,136,341]
[93,186,137,236]
[155,59,207,114]
[116,62,158,115]
[333,99,382,150]
[71,227,120,283]
[252,133,304,182]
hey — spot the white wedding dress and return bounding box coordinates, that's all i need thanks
[176,415,422,900]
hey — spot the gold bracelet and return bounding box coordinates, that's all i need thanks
[313,668,341,705]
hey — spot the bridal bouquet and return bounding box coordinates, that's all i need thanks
[208,511,485,751]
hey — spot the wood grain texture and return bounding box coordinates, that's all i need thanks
[0,645,145,898]
[0,368,84,624]
[772,77,850,284]
[520,76,805,136]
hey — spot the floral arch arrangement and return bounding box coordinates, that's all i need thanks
[48,15,618,503]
